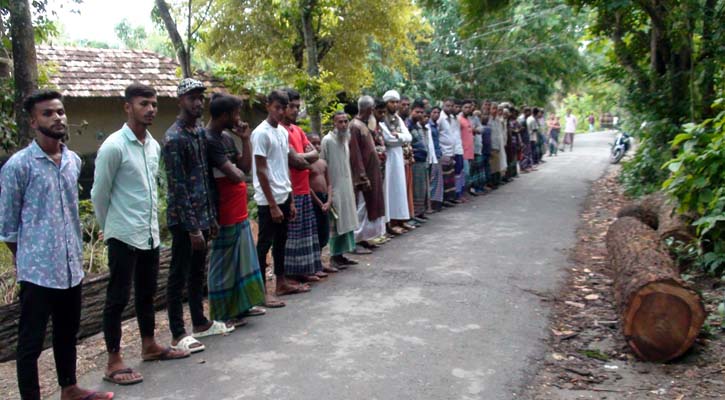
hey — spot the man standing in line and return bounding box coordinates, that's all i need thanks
[427,106,444,210]
[527,107,540,164]
[438,99,460,206]
[280,89,324,283]
[349,95,386,249]
[205,93,267,327]
[163,78,233,354]
[93,84,189,385]
[1,90,114,400]
[252,90,311,300]
[458,100,475,198]
[320,112,359,267]
[468,107,487,195]
[380,90,413,235]
[564,108,577,152]
[405,100,431,220]
[488,102,504,187]
[398,96,411,121]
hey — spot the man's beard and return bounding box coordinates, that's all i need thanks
[38,125,67,140]
[334,128,350,139]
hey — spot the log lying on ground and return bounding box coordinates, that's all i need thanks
[606,217,706,362]
[617,192,695,245]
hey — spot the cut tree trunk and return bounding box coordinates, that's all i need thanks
[617,192,695,246]
[8,0,39,148]
[606,217,705,362]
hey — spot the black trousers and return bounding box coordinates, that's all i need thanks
[17,282,82,400]
[103,239,160,353]
[312,192,330,249]
[167,227,210,339]
[256,198,291,281]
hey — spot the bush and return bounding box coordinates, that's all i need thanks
[663,99,725,275]
[619,117,679,197]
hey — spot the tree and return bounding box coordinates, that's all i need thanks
[115,18,148,49]
[154,0,191,78]
[203,0,423,133]
[7,0,38,147]
[154,0,214,79]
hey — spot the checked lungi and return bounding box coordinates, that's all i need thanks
[468,154,486,191]
[429,163,444,205]
[442,156,456,202]
[284,194,322,275]
[412,161,429,217]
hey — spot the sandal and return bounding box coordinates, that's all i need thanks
[277,283,312,296]
[170,335,205,354]
[243,306,267,317]
[103,367,143,386]
[352,246,372,255]
[79,391,115,400]
[192,320,235,339]
[315,271,329,278]
[226,318,247,328]
[264,298,286,308]
[142,347,190,361]
[323,265,339,273]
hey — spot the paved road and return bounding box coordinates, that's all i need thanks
[78,132,613,400]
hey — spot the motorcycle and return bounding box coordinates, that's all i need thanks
[609,130,631,164]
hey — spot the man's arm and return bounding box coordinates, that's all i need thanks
[347,123,369,188]
[0,159,25,260]
[288,146,310,170]
[90,142,122,230]
[208,136,245,183]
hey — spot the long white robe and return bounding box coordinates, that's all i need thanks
[380,115,411,221]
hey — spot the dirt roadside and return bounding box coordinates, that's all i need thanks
[523,166,725,399]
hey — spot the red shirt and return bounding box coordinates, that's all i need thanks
[284,123,311,195]
[458,114,474,160]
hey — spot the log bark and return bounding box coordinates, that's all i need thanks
[607,217,705,362]
[617,192,695,245]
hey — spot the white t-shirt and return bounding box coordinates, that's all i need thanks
[251,120,291,206]
[565,114,577,133]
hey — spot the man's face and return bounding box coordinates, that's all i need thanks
[386,100,399,114]
[373,107,385,122]
[483,101,491,113]
[443,101,454,115]
[410,107,423,122]
[430,108,440,122]
[462,103,473,116]
[333,114,349,132]
[503,108,511,119]
[267,100,287,124]
[422,114,430,125]
[491,105,498,117]
[32,99,68,140]
[453,104,461,114]
[309,135,321,152]
[227,108,242,130]
[285,99,301,123]
[179,90,205,119]
[400,99,410,115]
[126,95,158,127]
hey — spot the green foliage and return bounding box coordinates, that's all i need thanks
[0,76,17,151]
[663,99,725,274]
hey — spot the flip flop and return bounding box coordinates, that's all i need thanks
[226,318,248,328]
[103,368,142,386]
[315,271,329,278]
[243,306,267,317]
[264,299,286,308]
[323,265,339,273]
[192,320,235,338]
[80,391,115,400]
[352,246,372,255]
[142,347,191,361]
[277,284,312,296]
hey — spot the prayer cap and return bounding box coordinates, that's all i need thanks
[382,90,401,102]
[177,78,206,97]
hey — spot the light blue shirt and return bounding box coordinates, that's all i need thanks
[0,141,84,289]
[91,124,160,250]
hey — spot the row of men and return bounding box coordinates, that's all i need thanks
[0,78,575,400]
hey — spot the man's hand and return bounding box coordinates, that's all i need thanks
[321,201,331,213]
[232,121,251,140]
[289,202,297,221]
[357,177,372,192]
[189,231,206,251]
[209,221,219,239]
[271,205,284,223]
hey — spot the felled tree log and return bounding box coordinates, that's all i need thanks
[607,217,706,362]
[617,192,695,245]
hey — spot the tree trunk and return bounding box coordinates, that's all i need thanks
[700,0,718,118]
[617,192,695,249]
[606,217,705,362]
[300,0,322,134]
[8,0,39,148]
[156,0,192,78]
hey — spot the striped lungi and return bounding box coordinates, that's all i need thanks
[208,220,266,321]
[412,161,429,216]
[442,156,456,202]
[468,154,486,190]
[429,163,444,203]
[454,154,465,197]
[284,194,322,275]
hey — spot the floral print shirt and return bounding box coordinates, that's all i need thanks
[162,119,215,231]
[0,141,84,289]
